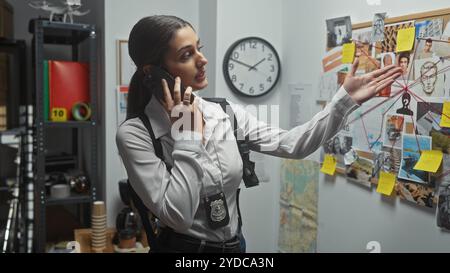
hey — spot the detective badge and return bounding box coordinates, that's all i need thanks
[204,191,230,229]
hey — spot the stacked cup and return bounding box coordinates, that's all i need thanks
[91,201,107,253]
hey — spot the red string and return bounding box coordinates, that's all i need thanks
[369,92,405,150]
[408,64,450,90]
[359,47,406,89]
[416,37,450,44]
[406,88,450,120]
[405,58,445,90]
[409,114,422,154]
[360,117,372,151]
[347,88,405,125]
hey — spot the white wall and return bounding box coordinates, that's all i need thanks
[104,0,199,227]
[215,0,283,252]
[282,0,450,252]
[104,0,450,252]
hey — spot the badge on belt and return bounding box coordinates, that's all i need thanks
[204,191,230,229]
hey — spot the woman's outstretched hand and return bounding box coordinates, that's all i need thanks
[343,57,403,105]
[161,77,204,135]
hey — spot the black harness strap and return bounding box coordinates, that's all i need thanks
[127,99,244,250]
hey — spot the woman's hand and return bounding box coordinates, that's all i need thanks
[343,57,403,105]
[161,77,204,135]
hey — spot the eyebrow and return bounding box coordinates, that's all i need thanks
[177,39,201,53]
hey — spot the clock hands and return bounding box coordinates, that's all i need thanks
[248,58,266,71]
[229,58,256,70]
[229,57,269,78]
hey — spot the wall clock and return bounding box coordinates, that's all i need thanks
[223,37,281,97]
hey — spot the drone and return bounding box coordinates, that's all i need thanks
[29,0,90,24]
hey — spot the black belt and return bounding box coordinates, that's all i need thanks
[155,228,242,253]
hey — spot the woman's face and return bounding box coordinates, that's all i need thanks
[163,26,208,91]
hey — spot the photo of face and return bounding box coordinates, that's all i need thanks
[381,53,395,68]
[414,57,445,97]
[424,40,433,53]
[371,13,386,43]
[420,61,438,94]
[399,56,409,75]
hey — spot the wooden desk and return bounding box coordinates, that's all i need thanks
[74,228,116,253]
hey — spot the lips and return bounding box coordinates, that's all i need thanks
[195,70,206,81]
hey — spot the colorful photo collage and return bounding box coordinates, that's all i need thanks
[320,15,450,208]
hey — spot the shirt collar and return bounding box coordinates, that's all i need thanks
[195,94,230,121]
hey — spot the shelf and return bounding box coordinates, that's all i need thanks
[29,19,94,45]
[46,193,92,206]
[45,158,77,167]
[43,121,95,128]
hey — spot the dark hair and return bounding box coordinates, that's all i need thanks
[426,38,432,44]
[126,15,193,119]
[398,52,410,63]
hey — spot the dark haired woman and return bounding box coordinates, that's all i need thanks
[116,15,402,253]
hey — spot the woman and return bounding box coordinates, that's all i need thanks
[116,15,402,253]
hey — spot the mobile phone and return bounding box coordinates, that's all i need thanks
[150,66,194,104]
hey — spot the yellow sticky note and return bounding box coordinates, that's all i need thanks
[376,172,396,196]
[50,108,67,122]
[341,42,356,64]
[414,150,443,173]
[396,27,416,52]
[321,154,337,175]
[440,101,450,128]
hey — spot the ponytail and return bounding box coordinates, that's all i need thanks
[126,69,152,120]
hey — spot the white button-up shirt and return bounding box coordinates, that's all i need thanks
[116,87,358,242]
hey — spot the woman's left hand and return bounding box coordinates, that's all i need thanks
[343,57,403,105]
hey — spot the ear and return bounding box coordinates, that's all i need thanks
[142,64,154,75]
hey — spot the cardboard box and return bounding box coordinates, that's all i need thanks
[0,0,13,39]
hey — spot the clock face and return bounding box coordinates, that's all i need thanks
[223,37,281,97]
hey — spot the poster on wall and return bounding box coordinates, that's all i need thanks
[279,160,318,253]
[117,39,136,86]
[116,85,128,129]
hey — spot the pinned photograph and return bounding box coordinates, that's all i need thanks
[346,153,373,186]
[380,52,396,68]
[414,56,445,97]
[416,38,436,60]
[371,12,386,43]
[381,146,402,174]
[437,182,450,230]
[398,134,432,184]
[383,114,404,149]
[381,21,415,53]
[396,52,413,80]
[371,150,391,179]
[415,18,443,39]
[416,98,446,136]
[395,181,436,208]
[323,133,353,156]
[395,92,414,116]
[326,16,352,48]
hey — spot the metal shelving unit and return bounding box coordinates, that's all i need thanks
[32,20,98,253]
[0,38,32,253]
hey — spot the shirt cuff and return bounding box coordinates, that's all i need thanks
[332,86,360,117]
